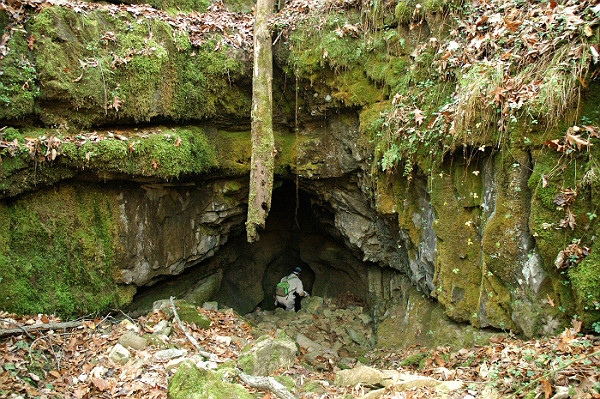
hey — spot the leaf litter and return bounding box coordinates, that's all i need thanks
[0,308,599,399]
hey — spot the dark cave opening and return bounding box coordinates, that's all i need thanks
[127,179,373,316]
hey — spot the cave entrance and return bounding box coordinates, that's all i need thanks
[127,180,372,316]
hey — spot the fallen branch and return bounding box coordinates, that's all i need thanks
[238,372,297,399]
[169,296,218,362]
[0,319,83,338]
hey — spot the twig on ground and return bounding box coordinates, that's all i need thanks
[169,296,219,361]
[511,348,600,397]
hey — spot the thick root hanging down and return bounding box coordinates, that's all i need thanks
[246,0,275,243]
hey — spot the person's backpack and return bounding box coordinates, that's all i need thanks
[276,279,290,296]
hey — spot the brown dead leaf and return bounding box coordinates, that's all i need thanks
[151,158,159,170]
[128,141,135,154]
[504,18,522,32]
[27,34,36,50]
[572,318,583,333]
[546,293,555,308]
[49,370,61,378]
[110,96,122,112]
[82,320,96,330]
[541,378,552,399]
[73,387,89,399]
[584,125,600,138]
[174,137,182,147]
[566,126,592,150]
[559,208,577,230]
[413,108,425,125]
[545,139,565,153]
[433,353,445,366]
[92,376,110,391]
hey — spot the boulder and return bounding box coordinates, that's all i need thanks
[165,358,194,373]
[177,305,211,328]
[296,333,339,361]
[155,300,212,329]
[151,320,172,337]
[108,344,131,365]
[334,365,385,387]
[119,319,140,333]
[202,302,219,312]
[182,272,223,306]
[168,362,252,399]
[301,296,324,315]
[154,348,188,361]
[118,332,148,351]
[237,335,296,376]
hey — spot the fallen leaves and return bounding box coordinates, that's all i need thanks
[555,239,590,270]
[541,378,553,399]
[566,126,593,150]
[0,0,255,64]
[27,34,35,50]
[2,302,597,399]
[108,96,123,112]
[0,307,257,399]
[545,125,598,155]
[413,108,425,126]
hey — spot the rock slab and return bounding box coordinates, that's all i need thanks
[237,335,296,376]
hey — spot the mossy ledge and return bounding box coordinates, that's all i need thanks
[0,5,252,128]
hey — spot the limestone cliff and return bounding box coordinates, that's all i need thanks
[1,0,599,339]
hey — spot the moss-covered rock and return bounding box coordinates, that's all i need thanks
[119,0,211,13]
[0,30,39,120]
[429,160,485,324]
[21,6,250,128]
[528,146,600,328]
[174,301,212,328]
[377,275,500,349]
[0,184,126,315]
[168,362,253,399]
[237,334,297,376]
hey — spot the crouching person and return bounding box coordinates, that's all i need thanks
[275,267,309,311]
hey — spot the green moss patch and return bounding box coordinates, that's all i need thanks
[0,126,219,195]
[0,30,39,120]
[168,362,252,399]
[0,184,126,316]
[28,6,249,128]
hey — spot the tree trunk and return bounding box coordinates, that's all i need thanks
[246,0,275,243]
